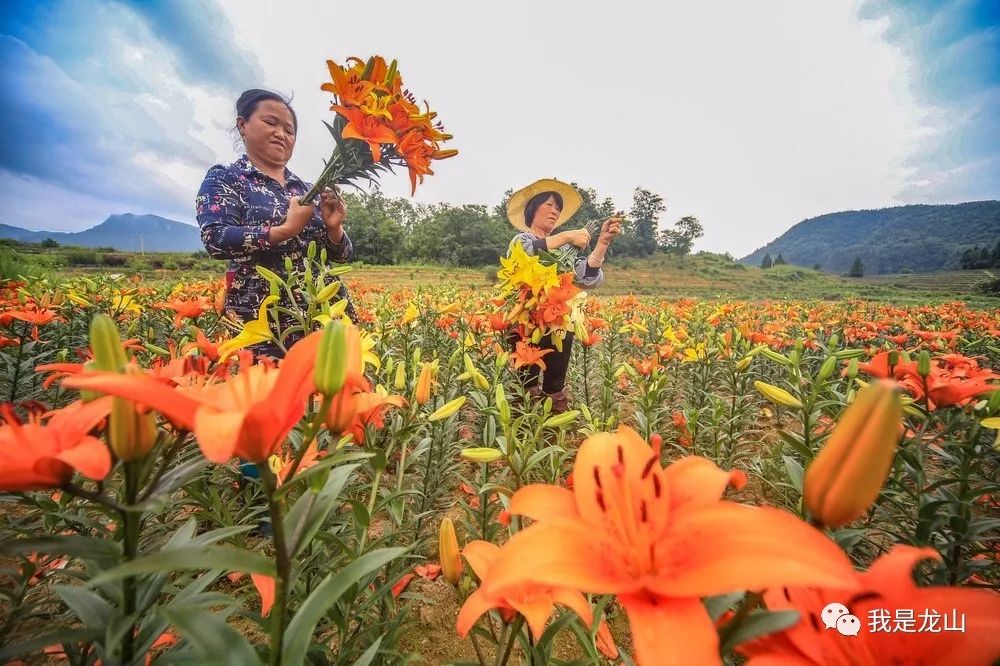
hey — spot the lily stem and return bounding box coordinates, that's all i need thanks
[259,463,291,666]
[496,616,523,666]
[120,460,141,664]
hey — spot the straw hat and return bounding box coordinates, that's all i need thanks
[505,178,582,232]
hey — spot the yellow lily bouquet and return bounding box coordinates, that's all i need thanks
[494,243,588,351]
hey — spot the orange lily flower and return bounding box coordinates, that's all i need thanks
[343,391,407,445]
[0,399,113,491]
[153,297,211,327]
[331,104,397,162]
[183,327,221,362]
[457,540,598,640]
[739,545,1000,666]
[321,59,375,106]
[275,439,322,486]
[511,341,553,371]
[483,426,859,665]
[64,330,323,463]
[6,308,63,339]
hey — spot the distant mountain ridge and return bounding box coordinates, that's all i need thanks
[740,201,1000,275]
[0,214,202,252]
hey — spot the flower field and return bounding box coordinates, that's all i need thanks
[1,258,999,665]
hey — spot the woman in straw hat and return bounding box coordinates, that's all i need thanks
[505,178,622,412]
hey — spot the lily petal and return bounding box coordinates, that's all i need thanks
[194,409,245,463]
[63,373,200,431]
[509,484,579,522]
[456,587,502,638]
[482,522,636,596]
[619,592,720,666]
[649,504,858,598]
[53,436,111,481]
[662,456,746,509]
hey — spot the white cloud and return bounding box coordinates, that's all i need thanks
[0,2,252,229]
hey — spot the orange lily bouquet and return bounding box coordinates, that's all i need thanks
[494,243,588,350]
[301,55,457,202]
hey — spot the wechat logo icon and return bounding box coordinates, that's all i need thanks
[821,602,861,637]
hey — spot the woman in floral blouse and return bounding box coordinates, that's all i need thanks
[196,89,356,357]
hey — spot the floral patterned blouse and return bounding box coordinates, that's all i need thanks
[509,232,604,288]
[195,154,357,333]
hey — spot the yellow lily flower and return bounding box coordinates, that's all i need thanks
[217,295,278,360]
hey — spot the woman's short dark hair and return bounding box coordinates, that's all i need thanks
[235,89,297,134]
[524,191,563,227]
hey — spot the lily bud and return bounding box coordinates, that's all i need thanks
[314,322,347,397]
[846,358,859,380]
[828,334,840,348]
[917,350,931,378]
[818,356,837,381]
[89,314,128,372]
[415,362,435,406]
[754,381,803,409]
[256,265,282,284]
[803,380,903,528]
[315,282,342,303]
[734,356,753,372]
[460,447,503,463]
[393,362,407,390]
[495,385,511,426]
[472,370,490,391]
[108,363,158,460]
[306,239,317,260]
[428,396,466,422]
[542,410,580,429]
[887,350,899,372]
[439,517,462,586]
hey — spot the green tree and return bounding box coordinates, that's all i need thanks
[408,203,509,267]
[847,256,865,277]
[40,238,60,248]
[658,216,704,256]
[760,253,773,269]
[342,191,406,264]
[629,187,665,256]
[773,253,786,266]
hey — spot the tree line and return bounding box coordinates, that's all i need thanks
[341,184,702,267]
[958,240,1000,270]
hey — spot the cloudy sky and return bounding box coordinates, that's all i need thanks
[1,0,997,256]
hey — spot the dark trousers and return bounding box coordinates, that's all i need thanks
[507,331,575,394]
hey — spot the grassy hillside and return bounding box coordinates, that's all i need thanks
[740,201,1000,274]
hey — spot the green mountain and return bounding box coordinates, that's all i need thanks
[0,214,202,252]
[740,201,1000,274]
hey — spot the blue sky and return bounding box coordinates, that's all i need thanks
[1,0,997,255]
